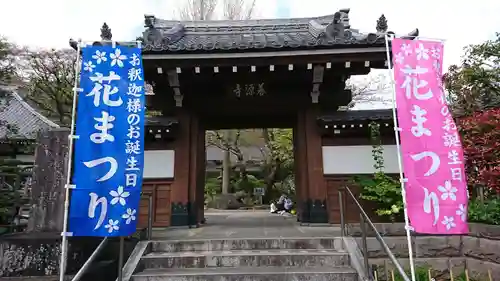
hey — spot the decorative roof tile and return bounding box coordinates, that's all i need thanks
[0,87,59,139]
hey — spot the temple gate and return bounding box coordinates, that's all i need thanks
[130,9,418,227]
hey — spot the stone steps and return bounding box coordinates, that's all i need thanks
[149,237,344,252]
[131,267,358,281]
[140,249,350,269]
[131,237,357,281]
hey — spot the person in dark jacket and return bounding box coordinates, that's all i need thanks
[273,194,286,213]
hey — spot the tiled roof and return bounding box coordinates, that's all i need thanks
[141,9,418,53]
[0,86,60,139]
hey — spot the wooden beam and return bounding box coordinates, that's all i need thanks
[143,47,386,60]
[147,61,375,81]
[145,52,385,69]
[310,65,324,104]
[167,70,183,107]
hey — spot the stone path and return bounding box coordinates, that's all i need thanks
[152,210,341,240]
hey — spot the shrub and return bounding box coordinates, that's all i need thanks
[468,198,500,225]
[204,176,221,202]
[458,108,500,194]
[353,122,403,221]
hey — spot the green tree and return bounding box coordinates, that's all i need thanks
[261,128,294,199]
[0,159,31,230]
[444,33,500,197]
[206,130,247,194]
[0,37,17,139]
[0,37,15,85]
[444,33,500,115]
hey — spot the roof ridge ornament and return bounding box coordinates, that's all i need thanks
[308,9,352,40]
[143,15,185,47]
[376,14,388,33]
[144,15,156,28]
[100,22,112,41]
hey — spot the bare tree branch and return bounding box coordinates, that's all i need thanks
[177,0,258,186]
[223,0,256,20]
[177,0,219,20]
[206,130,243,158]
[17,48,76,125]
[176,0,256,21]
[346,71,392,107]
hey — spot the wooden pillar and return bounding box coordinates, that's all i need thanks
[302,106,328,223]
[196,125,206,225]
[187,113,204,227]
[170,109,191,226]
[295,112,309,223]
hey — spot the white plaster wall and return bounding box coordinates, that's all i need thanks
[15,152,175,179]
[15,155,35,162]
[143,150,174,179]
[322,145,399,174]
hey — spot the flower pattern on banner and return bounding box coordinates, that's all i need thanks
[391,39,469,234]
[68,45,145,237]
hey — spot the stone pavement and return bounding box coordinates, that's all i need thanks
[151,210,342,240]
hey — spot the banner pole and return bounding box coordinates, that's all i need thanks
[384,34,417,281]
[59,39,82,281]
[118,236,124,281]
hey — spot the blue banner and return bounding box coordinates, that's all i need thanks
[69,45,145,237]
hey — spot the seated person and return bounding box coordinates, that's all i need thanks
[271,194,287,214]
[269,202,277,213]
[275,194,286,212]
[284,198,293,212]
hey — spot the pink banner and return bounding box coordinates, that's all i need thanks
[392,39,469,234]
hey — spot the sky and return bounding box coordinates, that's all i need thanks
[1,0,498,69]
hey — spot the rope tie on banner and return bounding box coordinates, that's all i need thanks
[405,225,415,231]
